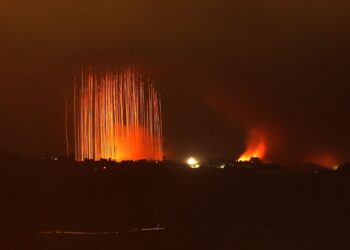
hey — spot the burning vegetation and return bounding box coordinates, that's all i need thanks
[238,129,266,162]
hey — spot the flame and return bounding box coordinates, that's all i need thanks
[238,129,266,161]
[74,68,163,162]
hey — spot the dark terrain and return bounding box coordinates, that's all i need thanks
[1,156,350,250]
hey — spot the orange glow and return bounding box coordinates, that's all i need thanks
[238,129,266,161]
[307,152,338,169]
[74,68,163,162]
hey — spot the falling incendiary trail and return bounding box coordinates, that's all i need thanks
[74,68,163,162]
[65,101,70,157]
[238,129,266,161]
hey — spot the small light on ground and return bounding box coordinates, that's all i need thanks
[187,157,200,168]
[219,164,225,169]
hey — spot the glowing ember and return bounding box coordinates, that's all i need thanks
[74,68,163,162]
[238,129,266,161]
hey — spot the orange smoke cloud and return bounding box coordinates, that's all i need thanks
[111,125,163,161]
[307,151,339,169]
[238,129,266,161]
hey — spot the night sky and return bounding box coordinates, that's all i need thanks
[1,0,350,164]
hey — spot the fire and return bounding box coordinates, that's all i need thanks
[238,129,266,161]
[74,68,163,162]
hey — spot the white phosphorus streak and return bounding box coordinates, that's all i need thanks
[74,68,163,162]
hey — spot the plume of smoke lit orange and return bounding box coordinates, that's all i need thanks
[74,68,163,162]
[307,152,338,169]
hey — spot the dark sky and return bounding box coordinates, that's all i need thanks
[1,0,350,164]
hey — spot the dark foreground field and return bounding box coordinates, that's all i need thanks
[1,158,350,250]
